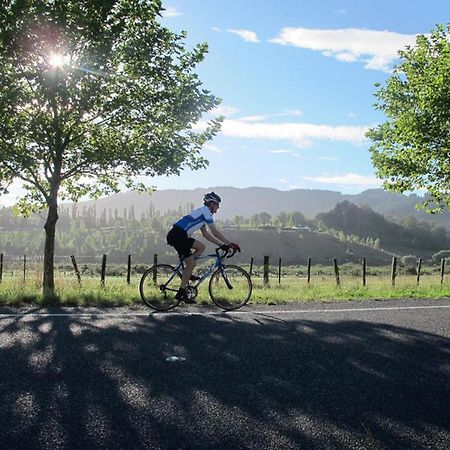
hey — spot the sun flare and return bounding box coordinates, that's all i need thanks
[48,53,68,68]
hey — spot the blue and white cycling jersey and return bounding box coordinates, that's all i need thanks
[174,205,213,237]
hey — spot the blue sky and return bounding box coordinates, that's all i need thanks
[1,0,448,206]
[147,0,449,194]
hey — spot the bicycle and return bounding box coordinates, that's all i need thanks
[139,245,253,311]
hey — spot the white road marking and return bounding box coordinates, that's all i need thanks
[0,304,450,318]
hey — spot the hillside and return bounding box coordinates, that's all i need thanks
[70,186,450,229]
[217,229,394,266]
[316,201,448,253]
[0,200,440,265]
[1,187,448,266]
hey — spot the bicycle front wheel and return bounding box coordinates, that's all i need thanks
[140,264,182,311]
[209,265,252,311]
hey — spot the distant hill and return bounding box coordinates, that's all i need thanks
[1,188,445,264]
[317,201,448,254]
[71,186,450,229]
[219,229,394,266]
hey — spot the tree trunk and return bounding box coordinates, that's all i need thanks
[43,196,59,297]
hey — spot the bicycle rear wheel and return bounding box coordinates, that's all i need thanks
[140,264,182,311]
[209,265,252,310]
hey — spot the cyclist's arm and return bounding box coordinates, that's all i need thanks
[206,224,231,245]
[200,225,228,246]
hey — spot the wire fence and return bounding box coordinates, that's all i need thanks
[0,253,447,288]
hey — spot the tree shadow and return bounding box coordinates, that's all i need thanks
[0,307,449,449]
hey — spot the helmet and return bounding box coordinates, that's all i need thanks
[203,191,222,204]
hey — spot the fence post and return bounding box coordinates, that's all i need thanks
[70,255,81,284]
[278,258,282,284]
[332,257,340,287]
[416,258,422,285]
[0,253,3,284]
[391,257,397,287]
[263,256,269,286]
[23,254,26,282]
[153,254,158,283]
[249,257,254,276]
[101,254,107,287]
[362,258,366,287]
[307,257,311,287]
[127,254,132,285]
[440,258,445,285]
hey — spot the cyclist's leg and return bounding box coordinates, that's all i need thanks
[180,240,205,288]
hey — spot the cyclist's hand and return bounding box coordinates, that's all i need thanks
[219,244,230,251]
[230,242,241,253]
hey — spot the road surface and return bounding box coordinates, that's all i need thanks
[1,298,449,449]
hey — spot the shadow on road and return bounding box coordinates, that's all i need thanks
[0,308,449,449]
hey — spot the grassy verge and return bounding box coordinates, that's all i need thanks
[0,273,449,307]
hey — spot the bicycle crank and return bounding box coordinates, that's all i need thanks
[185,285,198,301]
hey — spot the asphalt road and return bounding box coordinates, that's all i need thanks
[1,298,450,449]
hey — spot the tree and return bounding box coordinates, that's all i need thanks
[0,0,221,296]
[258,212,272,226]
[289,211,306,227]
[432,250,450,265]
[249,214,260,227]
[275,212,288,227]
[367,24,450,212]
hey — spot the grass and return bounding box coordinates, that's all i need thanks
[0,270,449,307]
[249,275,450,304]
[0,275,141,307]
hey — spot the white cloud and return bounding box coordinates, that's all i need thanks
[334,52,358,62]
[269,27,418,72]
[268,149,294,154]
[210,105,238,117]
[226,29,260,43]
[161,6,182,17]
[300,173,381,186]
[212,27,222,32]
[239,109,303,122]
[268,149,303,159]
[285,109,303,117]
[318,156,340,161]
[220,119,369,147]
[239,115,267,122]
[204,144,224,154]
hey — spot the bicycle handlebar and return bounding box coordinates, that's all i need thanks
[215,245,238,259]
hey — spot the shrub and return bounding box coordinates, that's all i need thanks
[402,255,418,275]
[432,250,450,265]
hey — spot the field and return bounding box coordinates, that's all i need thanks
[0,261,449,306]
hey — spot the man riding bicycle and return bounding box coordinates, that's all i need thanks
[166,191,240,303]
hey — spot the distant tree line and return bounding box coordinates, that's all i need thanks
[0,200,448,261]
[316,201,448,252]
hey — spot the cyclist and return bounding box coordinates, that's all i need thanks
[167,191,240,303]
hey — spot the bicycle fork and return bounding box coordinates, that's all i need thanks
[220,267,234,290]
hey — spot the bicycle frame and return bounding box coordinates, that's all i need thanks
[176,250,228,289]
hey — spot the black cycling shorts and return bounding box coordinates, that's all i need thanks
[167,226,195,258]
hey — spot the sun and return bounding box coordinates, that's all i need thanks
[48,53,68,68]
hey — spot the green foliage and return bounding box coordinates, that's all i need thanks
[0,0,221,208]
[367,24,450,212]
[0,0,221,291]
[0,200,447,265]
[401,255,418,268]
[401,255,418,274]
[431,250,450,265]
[316,201,448,251]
